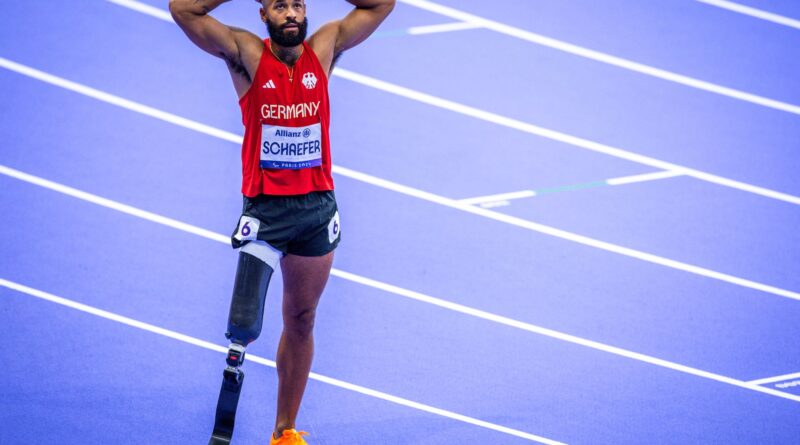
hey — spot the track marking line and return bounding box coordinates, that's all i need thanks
[396,0,800,116]
[749,371,800,386]
[101,0,800,206]
[697,0,800,30]
[0,165,229,243]
[477,200,511,208]
[3,166,800,405]
[606,169,686,186]
[0,278,564,445]
[340,160,799,305]
[0,57,241,145]
[458,190,537,206]
[458,170,686,206]
[106,0,174,22]
[1,61,798,301]
[330,70,800,206]
[407,22,482,35]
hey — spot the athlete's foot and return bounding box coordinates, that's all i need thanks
[270,429,309,445]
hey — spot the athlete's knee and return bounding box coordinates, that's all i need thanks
[284,307,317,339]
[226,240,283,345]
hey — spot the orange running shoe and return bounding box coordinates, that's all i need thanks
[270,429,309,445]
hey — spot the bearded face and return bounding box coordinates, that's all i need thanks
[267,16,308,47]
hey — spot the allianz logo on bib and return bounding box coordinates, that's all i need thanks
[273,128,313,138]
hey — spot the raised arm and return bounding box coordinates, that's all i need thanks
[169,0,264,94]
[308,0,396,75]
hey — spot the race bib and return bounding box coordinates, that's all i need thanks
[327,211,340,244]
[260,122,322,169]
[233,215,260,243]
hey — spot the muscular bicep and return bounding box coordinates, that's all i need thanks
[170,5,245,64]
[334,2,395,54]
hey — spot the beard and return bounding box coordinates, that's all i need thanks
[267,17,309,47]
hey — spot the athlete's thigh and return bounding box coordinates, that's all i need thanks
[280,251,335,315]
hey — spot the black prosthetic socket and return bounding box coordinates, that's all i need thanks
[226,251,273,345]
[209,251,274,445]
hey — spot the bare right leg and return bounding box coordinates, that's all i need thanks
[273,251,334,438]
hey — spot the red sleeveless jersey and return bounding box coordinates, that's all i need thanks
[238,40,334,197]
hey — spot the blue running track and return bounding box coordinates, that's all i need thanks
[1,0,799,443]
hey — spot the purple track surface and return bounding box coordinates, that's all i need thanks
[1,1,799,444]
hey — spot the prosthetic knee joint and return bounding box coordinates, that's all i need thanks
[209,240,282,445]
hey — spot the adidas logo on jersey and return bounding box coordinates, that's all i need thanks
[262,79,276,89]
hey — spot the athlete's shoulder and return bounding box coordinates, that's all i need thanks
[307,22,340,76]
[232,27,267,65]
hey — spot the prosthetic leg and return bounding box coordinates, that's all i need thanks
[209,241,282,445]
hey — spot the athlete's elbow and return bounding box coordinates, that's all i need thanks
[377,0,396,11]
[168,0,207,20]
[380,0,396,16]
[168,0,189,20]
[365,0,395,17]
[347,0,396,10]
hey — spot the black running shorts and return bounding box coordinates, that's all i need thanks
[231,191,340,257]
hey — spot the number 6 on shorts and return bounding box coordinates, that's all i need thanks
[234,215,260,243]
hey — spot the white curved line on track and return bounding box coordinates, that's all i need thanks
[749,371,800,386]
[103,0,800,206]
[2,164,799,406]
[697,0,800,30]
[0,278,563,445]
[0,57,797,303]
[397,0,800,116]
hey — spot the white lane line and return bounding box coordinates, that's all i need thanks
[330,270,800,404]
[697,0,800,30]
[396,0,800,117]
[0,278,563,445]
[749,371,800,386]
[0,57,241,145]
[0,63,797,302]
[107,0,175,22]
[0,165,229,244]
[334,165,800,302]
[407,22,483,35]
[106,0,482,37]
[458,190,537,205]
[458,170,686,206]
[606,169,686,186]
[2,60,798,302]
[4,165,800,405]
[103,0,800,206]
[331,68,800,206]
[478,200,511,209]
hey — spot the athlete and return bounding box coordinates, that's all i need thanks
[168,0,395,443]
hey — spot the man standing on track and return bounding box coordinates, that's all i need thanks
[168,1,395,443]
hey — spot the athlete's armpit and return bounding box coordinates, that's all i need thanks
[309,0,395,75]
